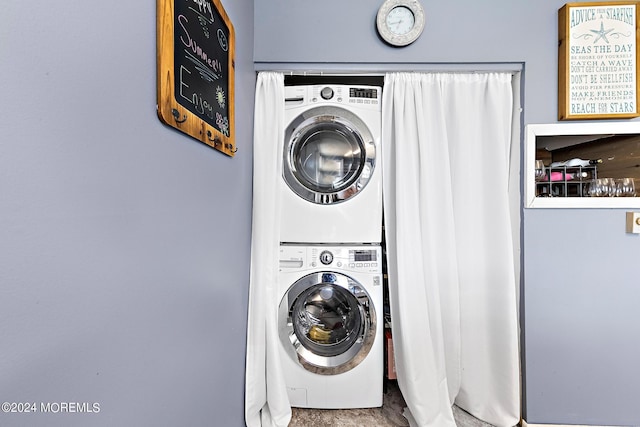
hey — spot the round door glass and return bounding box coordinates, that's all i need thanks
[278,271,377,374]
[291,284,363,357]
[291,122,364,194]
[283,106,376,205]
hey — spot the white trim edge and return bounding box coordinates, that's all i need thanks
[524,121,640,209]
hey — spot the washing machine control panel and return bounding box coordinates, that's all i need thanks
[279,245,382,274]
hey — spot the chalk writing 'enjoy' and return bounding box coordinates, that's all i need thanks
[179,66,216,120]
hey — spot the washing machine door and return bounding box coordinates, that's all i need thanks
[279,271,376,375]
[283,106,376,205]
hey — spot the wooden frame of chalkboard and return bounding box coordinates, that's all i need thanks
[157,0,236,156]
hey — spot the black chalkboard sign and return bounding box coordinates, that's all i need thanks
[157,0,235,156]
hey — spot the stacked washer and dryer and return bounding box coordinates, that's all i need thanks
[277,84,384,409]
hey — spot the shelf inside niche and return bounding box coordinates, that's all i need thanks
[525,122,640,209]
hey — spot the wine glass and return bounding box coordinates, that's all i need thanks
[534,160,546,181]
[590,178,615,197]
[605,178,618,197]
[602,178,617,197]
[615,179,624,197]
[626,178,636,197]
[617,178,636,197]
[588,179,602,197]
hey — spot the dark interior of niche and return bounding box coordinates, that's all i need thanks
[284,75,385,87]
[537,134,640,181]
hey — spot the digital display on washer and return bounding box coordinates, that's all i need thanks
[352,250,377,262]
[350,88,378,99]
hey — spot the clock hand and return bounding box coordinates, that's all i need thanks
[389,19,404,29]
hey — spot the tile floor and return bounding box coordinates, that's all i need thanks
[289,380,496,427]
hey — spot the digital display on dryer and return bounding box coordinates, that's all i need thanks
[349,88,378,99]
[352,250,377,262]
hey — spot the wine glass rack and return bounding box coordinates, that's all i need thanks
[535,165,598,197]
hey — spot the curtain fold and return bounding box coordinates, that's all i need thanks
[245,72,291,427]
[382,72,520,427]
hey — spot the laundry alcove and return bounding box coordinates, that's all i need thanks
[246,67,523,427]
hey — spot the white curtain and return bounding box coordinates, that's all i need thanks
[382,72,520,427]
[245,72,291,427]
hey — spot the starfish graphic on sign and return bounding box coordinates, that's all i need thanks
[590,21,614,43]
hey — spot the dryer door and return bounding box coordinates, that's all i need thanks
[278,271,376,375]
[283,106,376,205]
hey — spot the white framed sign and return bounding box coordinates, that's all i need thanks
[558,2,640,120]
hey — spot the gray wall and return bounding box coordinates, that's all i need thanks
[3,0,639,426]
[0,1,254,426]
[255,0,640,425]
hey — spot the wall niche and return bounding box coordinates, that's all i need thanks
[525,122,640,208]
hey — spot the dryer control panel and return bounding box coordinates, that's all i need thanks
[279,245,382,275]
[284,85,381,111]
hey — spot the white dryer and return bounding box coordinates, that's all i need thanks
[277,244,383,409]
[281,85,382,244]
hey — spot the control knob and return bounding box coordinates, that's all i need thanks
[319,250,334,265]
[320,87,334,100]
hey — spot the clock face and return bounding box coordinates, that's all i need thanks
[376,0,425,47]
[385,6,415,36]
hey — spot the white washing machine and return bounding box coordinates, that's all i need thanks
[281,84,382,244]
[277,244,383,409]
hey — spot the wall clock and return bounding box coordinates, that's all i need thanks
[376,0,425,47]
